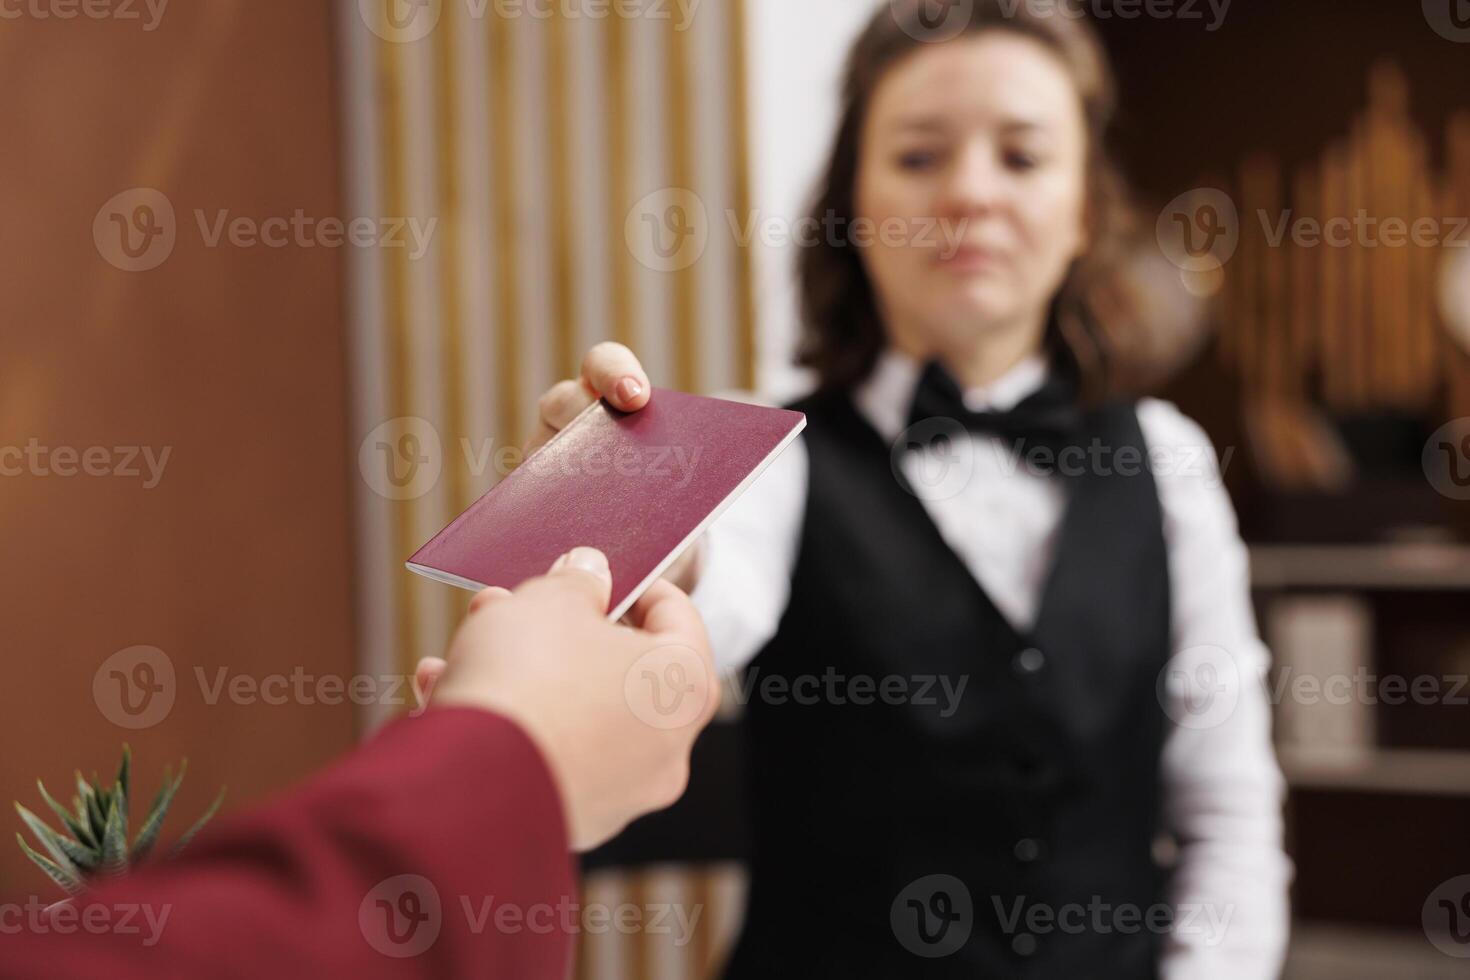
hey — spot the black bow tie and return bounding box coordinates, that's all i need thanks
[903,359,1082,473]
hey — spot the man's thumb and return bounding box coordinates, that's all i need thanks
[535,546,613,613]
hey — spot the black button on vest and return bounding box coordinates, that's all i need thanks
[724,386,1172,979]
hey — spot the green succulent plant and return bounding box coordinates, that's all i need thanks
[14,745,225,896]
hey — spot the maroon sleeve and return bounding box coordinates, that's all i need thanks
[0,707,577,980]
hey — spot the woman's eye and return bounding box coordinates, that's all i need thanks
[897,149,939,171]
[1005,149,1042,171]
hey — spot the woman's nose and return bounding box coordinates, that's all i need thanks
[939,147,1004,216]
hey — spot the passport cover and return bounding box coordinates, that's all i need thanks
[406,388,807,621]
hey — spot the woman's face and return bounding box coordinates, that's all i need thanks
[854,33,1089,356]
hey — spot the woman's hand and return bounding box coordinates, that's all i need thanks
[524,342,705,593]
[524,341,651,455]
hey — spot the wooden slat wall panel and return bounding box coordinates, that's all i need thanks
[342,2,758,975]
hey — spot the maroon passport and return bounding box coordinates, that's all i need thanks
[407,388,806,620]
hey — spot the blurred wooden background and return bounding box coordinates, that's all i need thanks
[0,2,356,892]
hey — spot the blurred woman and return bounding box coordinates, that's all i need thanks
[527,1,1290,976]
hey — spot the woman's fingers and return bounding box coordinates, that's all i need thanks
[581,342,650,412]
[540,379,594,430]
[525,379,593,453]
[412,656,448,711]
[524,345,650,455]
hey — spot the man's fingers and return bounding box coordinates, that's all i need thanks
[519,547,613,615]
[468,585,512,615]
[624,578,707,646]
[581,342,650,412]
[624,581,719,728]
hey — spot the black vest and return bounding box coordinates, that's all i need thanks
[725,387,1173,979]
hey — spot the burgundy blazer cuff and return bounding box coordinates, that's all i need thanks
[4,706,578,980]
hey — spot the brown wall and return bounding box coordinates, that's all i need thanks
[0,3,356,892]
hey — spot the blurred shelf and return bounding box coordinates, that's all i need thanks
[1281,747,1470,797]
[1251,544,1470,591]
[1285,923,1464,980]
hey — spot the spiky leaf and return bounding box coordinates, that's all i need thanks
[99,798,128,876]
[16,833,83,896]
[114,783,128,845]
[82,776,108,845]
[115,745,131,808]
[71,775,92,828]
[171,787,226,857]
[14,804,89,875]
[129,768,184,863]
[37,780,95,850]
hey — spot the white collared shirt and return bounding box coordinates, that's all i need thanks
[690,348,1292,979]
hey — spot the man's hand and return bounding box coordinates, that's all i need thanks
[415,547,719,851]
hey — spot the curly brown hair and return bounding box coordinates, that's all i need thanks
[795,0,1142,400]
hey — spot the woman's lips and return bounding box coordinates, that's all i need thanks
[935,244,1008,272]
